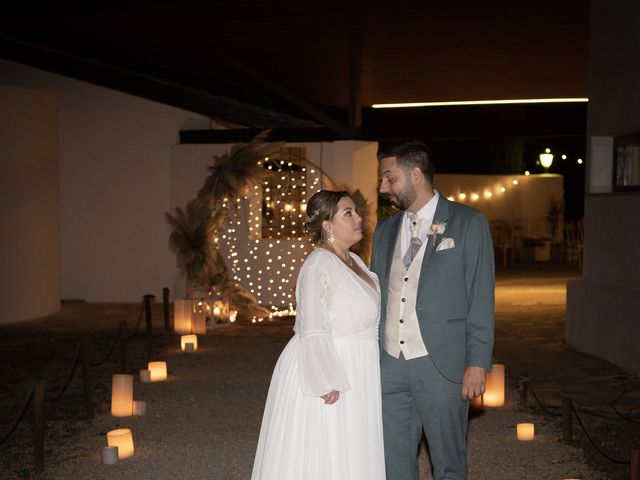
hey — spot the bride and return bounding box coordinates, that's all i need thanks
[251,190,385,480]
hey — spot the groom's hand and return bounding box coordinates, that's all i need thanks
[461,366,486,400]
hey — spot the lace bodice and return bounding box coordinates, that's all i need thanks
[294,248,380,396]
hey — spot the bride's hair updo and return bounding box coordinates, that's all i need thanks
[304,190,350,243]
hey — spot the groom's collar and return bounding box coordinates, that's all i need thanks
[408,190,440,225]
[432,192,450,224]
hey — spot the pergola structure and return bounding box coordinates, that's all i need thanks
[0,0,589,142]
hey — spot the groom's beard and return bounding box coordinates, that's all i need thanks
[389,184,417,211]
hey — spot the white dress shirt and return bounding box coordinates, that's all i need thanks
[401,190,440,256]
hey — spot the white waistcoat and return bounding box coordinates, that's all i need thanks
[384,232,429,359]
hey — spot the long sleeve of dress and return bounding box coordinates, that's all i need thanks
[296,261,351,396]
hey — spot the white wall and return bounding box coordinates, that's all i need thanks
[566,0,640,373]
[0,86,60,324]
[320,141,379,207]
[0,58,209,305]
[0,59,379,313]
[435,173,564,235]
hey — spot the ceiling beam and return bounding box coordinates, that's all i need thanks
[0,34,319,128]
[214,49,352,139]
[181,102,586,144]
[180,127,344,144]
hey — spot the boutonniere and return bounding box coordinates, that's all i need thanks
[427,221,447,246]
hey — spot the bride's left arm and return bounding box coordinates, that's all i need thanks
[297,263,350,397]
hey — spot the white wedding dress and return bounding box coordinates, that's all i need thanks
[251,248,385,480]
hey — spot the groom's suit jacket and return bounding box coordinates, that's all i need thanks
[370,196,495,383]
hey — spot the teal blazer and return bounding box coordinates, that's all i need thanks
[370,196,495,383]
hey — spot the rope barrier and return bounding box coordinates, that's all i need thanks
[526,381,560,416]
[609,381,640,425]
[576,407,621,421]
[44,343,81,403]
[528,378,640,423]
[0,381,35,446]
[90,323,123,367]
[128,299,145,338]
[0,297,155,468]
[526,378,635,465]
[572,404,631,465]
[611,404,640,424]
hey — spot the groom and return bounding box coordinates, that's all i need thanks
[370,141,495,480]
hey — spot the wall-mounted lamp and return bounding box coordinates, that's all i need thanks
[539,148,554,171]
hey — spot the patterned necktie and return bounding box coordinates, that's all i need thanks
[402,213,422,269]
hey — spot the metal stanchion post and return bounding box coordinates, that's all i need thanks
[163,287,171,332]
[518,372,529,409]
[562,397,573,444]
[143,294,155,361]
[631,446,639,480]
[33,379,45,474]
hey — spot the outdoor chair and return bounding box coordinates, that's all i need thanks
[563,220,583,267]
[490,220,514,268]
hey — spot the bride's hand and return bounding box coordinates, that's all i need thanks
[321,390,340,405]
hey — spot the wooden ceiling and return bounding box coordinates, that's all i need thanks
[0,0,589,137]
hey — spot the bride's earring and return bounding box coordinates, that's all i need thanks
[328,226,335,244]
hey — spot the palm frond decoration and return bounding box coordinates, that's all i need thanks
[203,249,230,289]
[223,282,270,319]
[202,249,269,319]
[166,131,285,320]
[165,197,221,290]
[198,130,284,207]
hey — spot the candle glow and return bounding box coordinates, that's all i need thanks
[111,374,134,417]
[181,334,198,352]
[107,429,135,459]
[483,364,505,407]
[174,299,192,334]
[148,361,167,382]
[517,423,535,441]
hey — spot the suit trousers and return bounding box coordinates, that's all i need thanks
[381,350,469,480]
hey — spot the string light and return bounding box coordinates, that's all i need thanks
[443,176,532,205]
[216,149,318,311]
[270,304,297,318]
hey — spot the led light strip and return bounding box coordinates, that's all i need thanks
[371,98,589,108]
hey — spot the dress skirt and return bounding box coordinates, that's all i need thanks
[251,326,385,480]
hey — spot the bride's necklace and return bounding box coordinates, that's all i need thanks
[320,243,353,267]
[340,251,354,268]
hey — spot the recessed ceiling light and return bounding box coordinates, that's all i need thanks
[371,98,589,108]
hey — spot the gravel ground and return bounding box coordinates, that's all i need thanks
[1,320,608,480]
